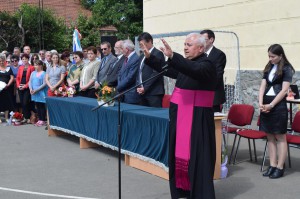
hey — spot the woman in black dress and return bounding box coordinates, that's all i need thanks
[0,54,14,123]
[259,44,295,179]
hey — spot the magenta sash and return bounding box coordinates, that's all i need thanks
[170,87,214,190]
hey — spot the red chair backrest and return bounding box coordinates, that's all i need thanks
[227,104,254,126]
[292,111,300,133]
[162,94,171,108]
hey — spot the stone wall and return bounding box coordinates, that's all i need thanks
[240,70,300,121]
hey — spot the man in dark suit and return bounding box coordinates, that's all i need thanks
[200,29,227,112]
[106,40,126,87]
[137,32,165,107]
[95,41,117,89]
[117,39,140,104]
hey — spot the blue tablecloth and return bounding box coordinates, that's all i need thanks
[46,96,169,170]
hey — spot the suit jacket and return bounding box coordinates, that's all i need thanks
[208,46,226,106]
[117,52,140,104]
[96,53,117,84]
[106,55,126,87]
[138,47,165,96]
[16,65,35,89]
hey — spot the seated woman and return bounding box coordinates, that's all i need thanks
[45,52,66,97]
[79,46,100,98]
[67,51,84,94]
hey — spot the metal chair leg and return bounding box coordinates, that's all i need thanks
[253,139,257,162]
[233,136,241,165]
[248,138,253,161]
[223,134,227,146]
[287,144,291,168]
[261,140,268,172]
[229,133,238,164]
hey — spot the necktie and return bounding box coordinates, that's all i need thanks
[100,57,107,70]
[124,57,128,65]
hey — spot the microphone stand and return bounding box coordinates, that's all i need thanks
[92,64,168,199]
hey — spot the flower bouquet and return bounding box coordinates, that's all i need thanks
[67,86,76,97]
[12,112,24,126]
[95,82,116,107]
[54,85,76,97]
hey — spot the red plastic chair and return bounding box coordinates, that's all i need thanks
[226,104,255,164]
[233,117,267,166]
[162,94,171,108]
[286,111,300,168]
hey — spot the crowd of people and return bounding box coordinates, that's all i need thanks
[1,29,293,198]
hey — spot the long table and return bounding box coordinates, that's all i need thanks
[46,96,223,179]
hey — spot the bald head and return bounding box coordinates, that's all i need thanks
[114,40,124,56]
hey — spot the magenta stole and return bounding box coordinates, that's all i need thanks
[170,87,214,190]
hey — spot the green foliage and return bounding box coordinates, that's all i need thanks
[92,0,143,40]
[0,3,71,52]
[0,1,143,52]
[80,0,95,10]
[0,11,20,51]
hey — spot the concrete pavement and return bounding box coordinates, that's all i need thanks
[0,123,299,199]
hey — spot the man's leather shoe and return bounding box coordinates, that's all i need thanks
[269,168,284,179]
[262,166,276,177]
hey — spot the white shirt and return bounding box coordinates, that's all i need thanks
[127,51,135,62]
[266,65,277,96]
[206,45,214,56]
[139,47,154,85]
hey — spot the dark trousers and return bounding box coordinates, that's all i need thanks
[35,102,46,121]
[140,94,163,108]
[79,88,97,99]
[18,89,34,119]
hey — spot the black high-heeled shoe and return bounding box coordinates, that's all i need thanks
[262,166,276,177]
[269,168,284,179]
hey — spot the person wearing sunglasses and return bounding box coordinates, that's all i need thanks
[95,41,117,89]
[30,53,40,65]
[10,55,22,112]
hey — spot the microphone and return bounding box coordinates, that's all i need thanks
[162,64,169,71]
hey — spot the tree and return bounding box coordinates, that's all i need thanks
[0,4,71,52]
[0,11,20,51]
[80,0,95,10]
[92,0,143,40]
[15,4,71,52]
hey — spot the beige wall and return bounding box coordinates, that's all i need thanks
[144,0,300,72]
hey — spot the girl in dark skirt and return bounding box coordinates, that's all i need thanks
[259,44,295,179]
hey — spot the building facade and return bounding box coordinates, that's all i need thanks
[0,0,90,24]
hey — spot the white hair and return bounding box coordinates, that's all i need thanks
[50,49,58,54]
[0,53,6,62]
[186,32,206,48]
[122,39,135,51]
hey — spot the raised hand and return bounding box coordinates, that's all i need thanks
[159,39,173,58]
[140,42,150,58]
